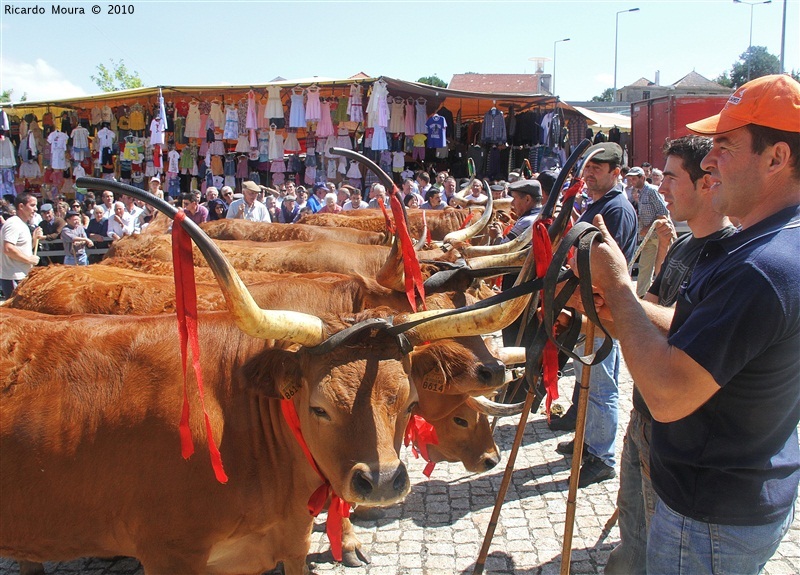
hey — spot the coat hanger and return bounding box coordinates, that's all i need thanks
[417,97,427,104]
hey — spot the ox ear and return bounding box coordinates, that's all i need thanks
[409,348,452,395]
[240,349,303,399]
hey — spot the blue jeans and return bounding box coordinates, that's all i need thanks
[1,278,20,299]
[647,497,795,575]
[605,409,656,574]
[572,337,620,467]
[64,252,89,266]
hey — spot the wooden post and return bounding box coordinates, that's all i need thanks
[560,321,596,575]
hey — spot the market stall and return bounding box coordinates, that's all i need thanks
[0,76,588,201]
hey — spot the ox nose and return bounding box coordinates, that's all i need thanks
[350,462,410,501]
[483,450,501,471]
[476,360,505,388]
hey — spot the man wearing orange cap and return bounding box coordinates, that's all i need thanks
[586,74,799,574]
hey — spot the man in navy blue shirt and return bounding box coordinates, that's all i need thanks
[588,74,799,574]
[556,143,638,488]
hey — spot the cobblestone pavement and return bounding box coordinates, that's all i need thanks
[2,359,798,575]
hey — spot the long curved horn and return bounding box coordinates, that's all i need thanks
[76,178,326,346]
[415,211,428,251]
[460,223,534,257]
[398,236,538,344]
[496,347,527,365]
[467,249,529,270]
[375,231,406,292]
[465,395,526,417]
[442,180,494,244]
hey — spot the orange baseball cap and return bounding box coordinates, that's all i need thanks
[687,74,800,135]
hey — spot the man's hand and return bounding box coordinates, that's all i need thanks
[654,216,677,247]
[586,215,634,302]
[32,227,43,241]
[487,222,503,239]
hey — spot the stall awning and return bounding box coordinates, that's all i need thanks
[572,106,631,131]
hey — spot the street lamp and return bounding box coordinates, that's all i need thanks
[552,38,570,95]
[614,7,640,102]
[733,0,772,81]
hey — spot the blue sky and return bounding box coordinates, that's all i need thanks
[1,0,798,103]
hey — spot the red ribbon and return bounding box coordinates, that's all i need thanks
[458,210,475,230]
[532,220,560,418]
[377,201,395,235]
[172,210,228,483]
[389,189,426,313]
[280,399,350,561]
[404,414,439,477]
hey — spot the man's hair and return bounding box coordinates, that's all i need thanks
[417,172,430,184]
[747,124,800,179]
[372,183,386,194]
[12,192,35,209]
[642,162,652,168]
[663,135,713,184]
[620,166,630,176]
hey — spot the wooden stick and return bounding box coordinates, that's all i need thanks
[628,221,658,274]
[33,237,39,256]
[473,376,540,575]
[560,321,596,575]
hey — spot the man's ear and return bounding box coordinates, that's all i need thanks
[239,348,303,399]
[698,173,714,192]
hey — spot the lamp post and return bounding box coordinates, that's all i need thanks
[733,0,772,82]
[552,38,570,95]
[614,7,640,102]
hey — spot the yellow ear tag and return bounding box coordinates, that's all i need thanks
[281,381,301,400]
[421,366,447,394]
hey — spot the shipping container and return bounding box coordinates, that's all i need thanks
[630,95,730,168]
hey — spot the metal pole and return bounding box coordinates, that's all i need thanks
[553,38,570,96]
[780,0,787,72]
[748,3,754,81]
[614,9,639,102]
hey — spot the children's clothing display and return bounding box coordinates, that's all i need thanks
[184,101,201,139]
[223,106,239,140]
[289,88,306,128]
[305,86,321,122]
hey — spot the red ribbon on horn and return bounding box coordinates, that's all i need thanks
[377,200,395,235]
[532,220,559,417]
[281,399,351,562]
[172,210,228,484]
[404,414,439,477]
[458,210,475,230]
[389,189,426,313]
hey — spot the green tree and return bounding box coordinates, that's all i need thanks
[717,46,780,88]
[1,89,27,103]
[591,88,614,102]
[91,59,144,92]
[417,75,447,88]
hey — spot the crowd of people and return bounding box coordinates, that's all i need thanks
[0,73,797,575]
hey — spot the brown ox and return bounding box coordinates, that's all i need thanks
[4,265,502,473]
[102,234,456,279]
[200,219,388,245]
[296,208,480,241]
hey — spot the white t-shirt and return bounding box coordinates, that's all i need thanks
[47,131,69,170]
[107,212,135,239]
[150,118,166,146]
[96,127,116,150]
[167,150,180,174]
[1,216,34,280]
[342,200,369,211]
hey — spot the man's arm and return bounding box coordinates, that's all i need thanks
[3,241,39,266]
[586,215,719,422]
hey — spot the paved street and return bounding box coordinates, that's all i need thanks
[1,358,798,575]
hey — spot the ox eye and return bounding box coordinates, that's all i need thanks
[310,406,330,420]
[453,417,469,428]
[406,401,419,414]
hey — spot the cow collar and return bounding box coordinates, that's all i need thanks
[280,398,350,562]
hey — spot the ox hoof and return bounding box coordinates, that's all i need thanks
[341,547,371,567]
[18,562,45,575]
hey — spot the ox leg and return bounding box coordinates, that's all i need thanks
[340,517,371,568]
[282,556,310,575]
[17,561,45,575]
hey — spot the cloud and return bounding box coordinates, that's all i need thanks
[1,57,88,102]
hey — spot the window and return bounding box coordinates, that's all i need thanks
[642,90,651,100]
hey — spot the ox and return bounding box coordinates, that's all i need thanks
[1,180,535,573]
[200,219,388,246]
[296,208,478,241]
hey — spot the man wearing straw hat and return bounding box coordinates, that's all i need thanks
[587,74,800,574]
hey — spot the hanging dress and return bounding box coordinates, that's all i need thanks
[265,86,283,120]
[316,100,335,138]
[246,90,259,131]
[347,84,364,123]
[223,106,239,140]
[209,101,225,129]
[404,99,416,136]
[288,89,306,128]
[305,86,322,122]
[388,98,405,134]
[366,80,390,128]
[415,100,428,134]
[184,101,202,139]
[283,130,301,153]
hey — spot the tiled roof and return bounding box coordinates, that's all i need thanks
[448,74,541,94]
[672,71,725,89]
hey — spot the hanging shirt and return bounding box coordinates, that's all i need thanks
[167,149,180,173]
[425,115,447,148]
[150,117,166,146]
[96,127,116,150]
[482,108,507,145]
